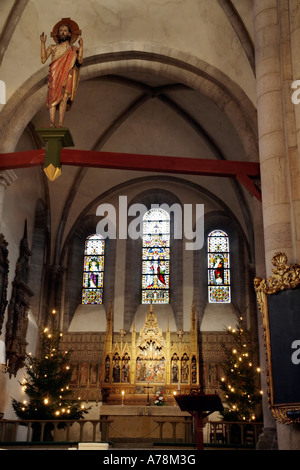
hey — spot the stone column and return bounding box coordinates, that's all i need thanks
[254,0,294,274]
[277,0,300,450]
[289,0,300,259]
[254,0,286,449]
[254,0,300,450]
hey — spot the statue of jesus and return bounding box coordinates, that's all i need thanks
[40,18,83,128]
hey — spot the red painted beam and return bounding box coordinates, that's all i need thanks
[61,148,260,177]
[0,148,261,200]
[61,149,261,201]
[0,149,45,169]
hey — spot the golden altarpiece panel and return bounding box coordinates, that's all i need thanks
[254,252,300,425]
[61,302,234,405]
[101,304,199,404]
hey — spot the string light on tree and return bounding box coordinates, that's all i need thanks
[11,309,91,440]
[218,315,262,422]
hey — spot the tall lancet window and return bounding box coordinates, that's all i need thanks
[208,229,231,303]
[142,208,170,304]
[82,234,105,304]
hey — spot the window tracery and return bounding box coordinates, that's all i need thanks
[208,229,231,303]
[142,208,170,304]
[82,234,105,304]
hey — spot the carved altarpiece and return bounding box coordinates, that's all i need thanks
[5,222,33,376]
[101,304,200,404]
[63,303,236,403]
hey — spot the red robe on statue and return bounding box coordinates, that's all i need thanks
[47,45,80,110]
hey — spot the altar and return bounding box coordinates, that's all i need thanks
[99,404,194,445]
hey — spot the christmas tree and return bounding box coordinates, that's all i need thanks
[12,311,90,440]
[218,315,262,422]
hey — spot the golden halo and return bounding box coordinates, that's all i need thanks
[51,17,81,44]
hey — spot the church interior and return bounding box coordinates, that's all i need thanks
[0,0,300,451]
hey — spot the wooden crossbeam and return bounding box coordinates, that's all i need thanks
[0,148,261,201]
[0,149,44,169]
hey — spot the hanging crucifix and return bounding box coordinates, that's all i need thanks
[37,18,83,181]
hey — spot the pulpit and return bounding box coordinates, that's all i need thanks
[175,392,223,450]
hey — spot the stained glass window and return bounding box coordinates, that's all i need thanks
[142,208,170,304]
[82,234,105,304]
[208,229,231,303]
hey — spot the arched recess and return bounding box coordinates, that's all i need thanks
[59,174,254,335]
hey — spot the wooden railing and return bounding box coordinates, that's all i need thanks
[0,417,194,446]
[208,420,263,447]
[0,419,105,444]
[0,418,263,448]
[154,418,194,443]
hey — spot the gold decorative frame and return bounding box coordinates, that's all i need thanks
[254,252,300,424]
